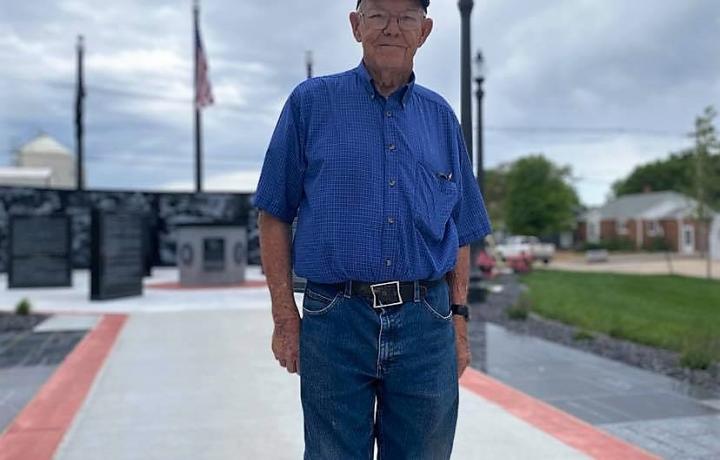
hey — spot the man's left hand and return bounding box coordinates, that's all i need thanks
[453,316,471,378]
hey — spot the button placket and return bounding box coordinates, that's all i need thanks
[381,101,400,274]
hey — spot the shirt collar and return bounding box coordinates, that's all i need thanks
[355,60,416,107]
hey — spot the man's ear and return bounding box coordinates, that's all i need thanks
[417,17,433,47]
[349,11,363,43]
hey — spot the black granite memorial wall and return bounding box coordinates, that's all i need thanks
[0,187,260,272]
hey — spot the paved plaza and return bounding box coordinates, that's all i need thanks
[1,267,716,458]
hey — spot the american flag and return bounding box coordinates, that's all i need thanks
[195,17,214,110]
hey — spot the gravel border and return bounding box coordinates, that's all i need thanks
[0,312,52,333]
[472,273,720,396]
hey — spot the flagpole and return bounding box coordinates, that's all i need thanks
[193,0,202,193]
[75,35,85,191]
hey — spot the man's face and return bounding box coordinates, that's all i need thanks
[350,0,433,74]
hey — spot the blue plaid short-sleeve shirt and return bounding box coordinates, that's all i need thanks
[253,61,492,284]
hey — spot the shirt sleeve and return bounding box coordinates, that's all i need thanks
[252,92,306,224]
[452,124,493,247]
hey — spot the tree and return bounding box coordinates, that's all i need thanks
[483,164,510,230]
[504,155,580,237]
[690,106,719,279]
[611,107,720,210]
[611,150,695,197]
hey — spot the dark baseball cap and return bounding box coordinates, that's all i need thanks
[356,0,429,11]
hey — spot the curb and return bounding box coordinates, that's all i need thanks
[460,368,660,459]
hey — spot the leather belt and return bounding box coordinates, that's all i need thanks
[331,278,445,308]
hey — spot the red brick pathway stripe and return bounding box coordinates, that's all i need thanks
[146,280,267,290]
[0,314,128,460]
[459,367,660,459]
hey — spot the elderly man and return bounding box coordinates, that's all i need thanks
[253,0,491,458]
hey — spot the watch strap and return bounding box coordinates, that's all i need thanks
[450,304,470,321]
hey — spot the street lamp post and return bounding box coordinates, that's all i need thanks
[474,50,485,197]
[458,0,474,160]
[305,50,314,79]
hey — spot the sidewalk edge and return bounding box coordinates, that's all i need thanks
[0,314,128,460]
[460,367,661,460]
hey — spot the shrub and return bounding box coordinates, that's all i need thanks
[578,238,636,252]
[573,330,595,341]
[578,241,607,251]
[603,237,636,252]
[680,350,713,370]
[507,293,531,320]
[644,237,671,252]
[680,330,720,370]
[15,298,32,316]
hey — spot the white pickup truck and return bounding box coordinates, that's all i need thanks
[495,235,556,264]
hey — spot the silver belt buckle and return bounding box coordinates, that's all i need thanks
[370,281,403,308]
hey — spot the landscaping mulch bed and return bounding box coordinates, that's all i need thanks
[0,311,51,333]
[0,312,86,369]
[470,273,720,396]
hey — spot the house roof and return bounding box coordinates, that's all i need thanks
[18,134,72,157]
[580,191,716,221]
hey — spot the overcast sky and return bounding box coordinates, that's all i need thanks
[1,0,718,205]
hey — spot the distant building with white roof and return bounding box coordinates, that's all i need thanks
[577,191,719,256]
[1,134,76,189]
[0,166,52,187]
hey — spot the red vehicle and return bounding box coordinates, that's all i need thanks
[474,249,496,278]
[504,253,533,273]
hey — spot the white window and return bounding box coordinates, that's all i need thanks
[647,220,664,237]
[616,219,628,235]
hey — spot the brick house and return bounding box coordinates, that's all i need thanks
[576,191,719,255]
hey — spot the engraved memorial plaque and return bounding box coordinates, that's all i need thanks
[203,237,225,272]
[8,215,72,288]
[90,210,144,300]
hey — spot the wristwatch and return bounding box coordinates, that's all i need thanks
[451,304,470,322]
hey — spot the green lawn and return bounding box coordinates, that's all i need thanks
[522,270,720,363]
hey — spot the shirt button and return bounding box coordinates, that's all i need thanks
[388,144,396,151]
[388,217,395,224]
[389,179,396,187]
[385,259,392,267]
[386,111,392,117]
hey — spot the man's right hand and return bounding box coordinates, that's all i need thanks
[271,309,301,374]
[258,211,302,375]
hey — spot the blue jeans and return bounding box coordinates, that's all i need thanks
[299,278,459,459]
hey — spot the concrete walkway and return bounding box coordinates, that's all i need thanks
[53,310,593,460]
[0,268,658,459]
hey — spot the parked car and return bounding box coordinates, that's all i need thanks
[495,235,556,264]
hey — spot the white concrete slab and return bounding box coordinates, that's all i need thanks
[33,314,100,332]
[453,386,589,459]
[0,267,294,315]
[54,309,305,460]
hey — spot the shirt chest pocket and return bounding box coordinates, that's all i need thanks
[412,160,459,242]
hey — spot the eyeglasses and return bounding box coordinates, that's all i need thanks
[358,10,425,31]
